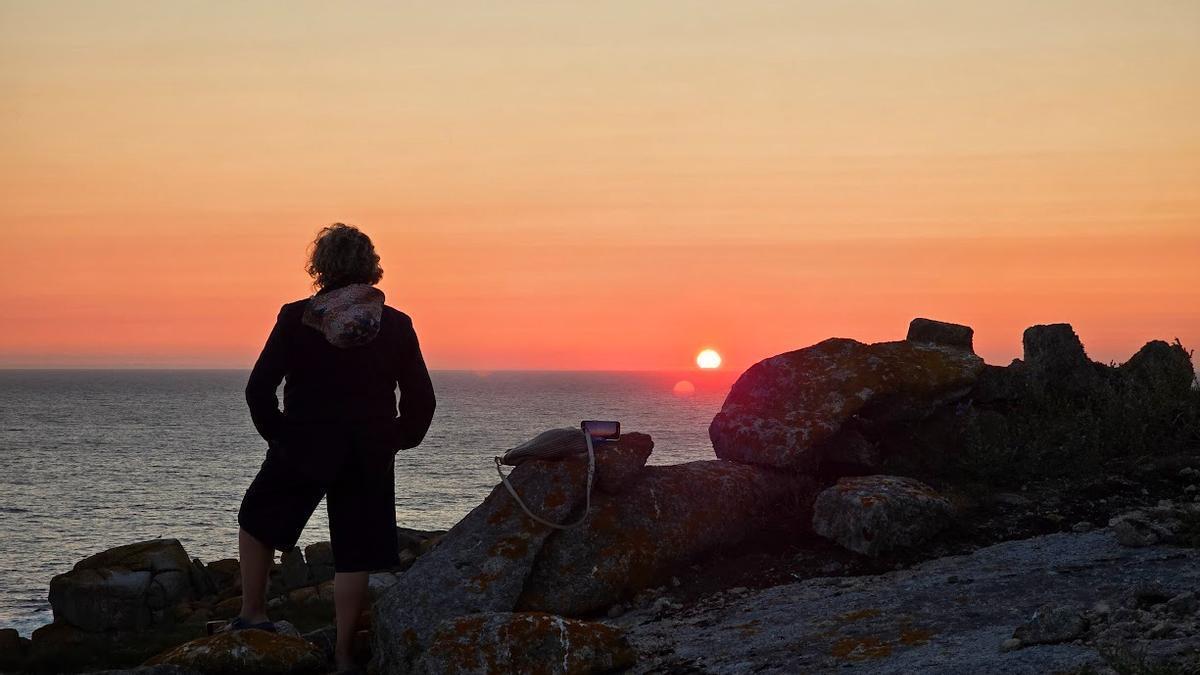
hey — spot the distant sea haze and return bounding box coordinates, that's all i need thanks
[0,368,734,637]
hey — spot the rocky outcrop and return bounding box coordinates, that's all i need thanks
[812,475,954,556]
[144,626,325,674]
[618,530,1200,673]
[373,431,819,673]
[519,461,818,616]
[48,539,195,632]
[709,332,984,472]
[416,612,635,675]
[371,443,601,673]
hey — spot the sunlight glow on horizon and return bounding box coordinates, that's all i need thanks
[1,2,1197,372]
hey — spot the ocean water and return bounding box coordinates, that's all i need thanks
[0,369,734,637]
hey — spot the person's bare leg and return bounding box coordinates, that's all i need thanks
[334,571,369,669]
[237,527,274,623]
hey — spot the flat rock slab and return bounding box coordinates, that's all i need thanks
[619,531,1200,674]
[416,612,635,675]
[709,338,983,472]
[812,475,954,556]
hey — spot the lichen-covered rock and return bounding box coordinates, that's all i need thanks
[594,433,654,494]
[144,628,325,674]
[48,539,197,632]
[618,531,1200,674]
[416,612,635,675]
[812,476,954,557]
[519,460,817,616]
[50,568,155,632]
[372,442,601,674]
[710,338,983,471]
[906,318,974,351]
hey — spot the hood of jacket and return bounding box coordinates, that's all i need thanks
[301,283,385,348]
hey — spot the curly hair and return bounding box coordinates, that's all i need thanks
[305,223,384,290]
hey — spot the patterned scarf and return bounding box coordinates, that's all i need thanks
[301,283,385,348]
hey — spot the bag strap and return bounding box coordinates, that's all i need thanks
[493,429,595,530]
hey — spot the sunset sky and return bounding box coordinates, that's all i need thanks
[1,1,1197,371]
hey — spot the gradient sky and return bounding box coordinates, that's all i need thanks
[1,1,1197,371]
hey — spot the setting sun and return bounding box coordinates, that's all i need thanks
[696,349,722,370]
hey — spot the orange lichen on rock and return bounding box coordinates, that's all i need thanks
[419,612,636,675]
[830,635,893,661]
[145,628,325,674]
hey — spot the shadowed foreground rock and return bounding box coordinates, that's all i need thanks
[619,531,1200,674]
[812,475,954,556]
[144,626,324,674]
[416,612,635,675]
[519,460,818,616]
[709,336,984,472]
[372,435,654,673]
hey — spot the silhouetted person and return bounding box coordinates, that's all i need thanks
[235,223,435,672]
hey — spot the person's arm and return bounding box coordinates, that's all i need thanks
[245,305,290,443]
[393,316,436,450]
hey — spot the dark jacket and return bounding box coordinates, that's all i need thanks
[245,284,436,479]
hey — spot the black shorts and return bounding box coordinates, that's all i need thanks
[237,442,401,573]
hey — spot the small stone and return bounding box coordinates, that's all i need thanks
[1072,521,1094,533]
[606,604,625,619]
[651,596,677,614]
[1185,485,1197,494]
[1000,638,1022,652]
[279,547,309,590]
[1013,604,1088,645]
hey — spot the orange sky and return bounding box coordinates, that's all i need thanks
[1,2,1197,371]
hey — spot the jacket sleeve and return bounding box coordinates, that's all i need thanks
[245,305,290,443]
[393,316,436,450]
